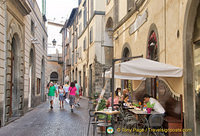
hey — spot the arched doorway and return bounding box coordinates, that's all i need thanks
[146,26,159,98]
[183,0,200,135]
[28,46,35,108]
[193,5,200,135]
[10,34,21,117]
[50,72,58,83]
[121,44,132,90]
[41,56,45,101]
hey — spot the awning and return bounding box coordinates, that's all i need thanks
[104,69,145,80]
[115,58,182,78]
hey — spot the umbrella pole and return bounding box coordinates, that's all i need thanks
[111,59,115,111]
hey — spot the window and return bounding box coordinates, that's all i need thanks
[37,78,41,94]
[90,27,93,43]
[75,31,78,48]
[72,53,74,66]
[83,3,87,28]
[29,0,35,8]
[79,23,82,36]
[83,37,86,50]
[42,37,45,49]
[72,35,74,52]
[127,0,135,12]
[69,30,71,42]
[31,20,35,36]
[75,51,77,64]
[78,0,82,5]
[91,0,94,17]
[79,10,82,20]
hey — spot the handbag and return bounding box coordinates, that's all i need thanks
[65,98,70,104]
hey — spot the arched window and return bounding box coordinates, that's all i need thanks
[147,31,158,61]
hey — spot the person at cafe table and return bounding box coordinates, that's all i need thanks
[143,94,165,114]
[106,88,120,109]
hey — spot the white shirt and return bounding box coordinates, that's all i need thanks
[149,98,165,114]
[63,84,69,93]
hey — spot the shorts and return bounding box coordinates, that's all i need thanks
[48,96,54,101]
[59,94,65,101]
[69,95,75,106]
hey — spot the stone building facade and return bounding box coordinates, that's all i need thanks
[62,0,113,97]
[0,0,47,127]
[105,0,200,135]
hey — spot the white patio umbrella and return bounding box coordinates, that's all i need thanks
[115,58,183,78]
[104,69,145,80]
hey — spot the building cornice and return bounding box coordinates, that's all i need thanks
[11,0,31,16]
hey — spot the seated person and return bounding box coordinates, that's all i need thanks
[143,94,165,114]
[107,89,120,109]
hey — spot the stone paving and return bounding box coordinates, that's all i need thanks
[0,98,89,136]
[0,97,143,136]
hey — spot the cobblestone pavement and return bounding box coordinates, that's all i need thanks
[0,98,89,136]
[0,98,143,136]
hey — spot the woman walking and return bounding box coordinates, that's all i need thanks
[58,85,65,108]
[68,82,77,112]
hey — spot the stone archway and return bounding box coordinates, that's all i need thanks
[28,46,36,108]
[6,19,24,119]
[183,0,200,135]
[105,17,114,47]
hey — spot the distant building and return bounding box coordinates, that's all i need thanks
[47,20,63,84]
[0,0,47,126]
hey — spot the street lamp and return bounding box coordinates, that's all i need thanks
[52,39,56,46]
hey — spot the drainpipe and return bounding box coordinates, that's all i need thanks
[2,0,7,127]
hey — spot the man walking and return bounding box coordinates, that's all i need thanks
[48,82,57,109]
[74,80,80,107]
[63,82,69,98]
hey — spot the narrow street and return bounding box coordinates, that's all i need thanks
[0,98,89,136]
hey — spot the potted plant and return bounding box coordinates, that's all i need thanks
[146,102,155,113]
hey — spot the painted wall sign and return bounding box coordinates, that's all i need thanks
[129,10,148,35]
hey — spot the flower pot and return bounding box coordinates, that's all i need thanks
[147,108,152,113]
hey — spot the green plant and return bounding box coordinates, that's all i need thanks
[146,102,155,108]
[97,99,106,111]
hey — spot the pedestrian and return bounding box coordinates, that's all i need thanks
[48,82,57,109]
[63,82,69,99]
[68,82,77,112]
[46,82,50,100]
[58,85,65,108]
[74,80,80,107]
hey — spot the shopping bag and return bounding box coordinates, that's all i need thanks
[65,98,70,104]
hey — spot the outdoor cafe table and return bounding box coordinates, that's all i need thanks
[94,110,120,129]
[128,108,160,136]
[95,110,120,115]
[128,108,159,115]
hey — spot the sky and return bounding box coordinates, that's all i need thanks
[35,0,78,54]
[36,0,78,21]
